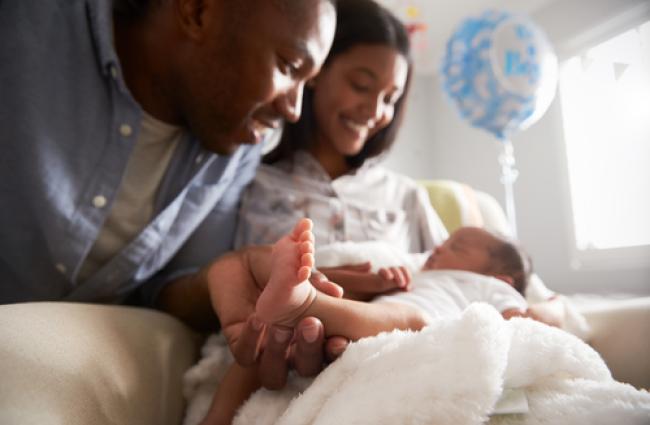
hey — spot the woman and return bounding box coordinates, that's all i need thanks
[236,0,447,260]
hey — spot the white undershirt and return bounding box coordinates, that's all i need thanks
[78,112,183,281]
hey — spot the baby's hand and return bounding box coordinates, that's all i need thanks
[316,264,411,301]
[377,266,412,291]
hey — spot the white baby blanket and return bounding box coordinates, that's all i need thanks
[183,304,650,425]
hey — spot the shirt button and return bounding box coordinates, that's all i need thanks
[195,153,204,164]
[119,124,133,137]
[109,65,118,80]
[55,263,67,274]
[93,195,107,208]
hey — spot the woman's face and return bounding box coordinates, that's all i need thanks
[311,44,409,157]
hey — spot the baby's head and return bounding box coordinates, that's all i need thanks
[423,227,532,295]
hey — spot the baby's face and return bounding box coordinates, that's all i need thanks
[422,227,496,273]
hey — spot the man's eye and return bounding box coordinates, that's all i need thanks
[279,57,301,76]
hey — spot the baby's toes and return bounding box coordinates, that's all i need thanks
[297,265,312,282]
[300,252,314,269]
[291,218,313,240]
[299,240,314,256]
[298,229,314,243]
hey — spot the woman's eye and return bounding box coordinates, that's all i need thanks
[351,81,371,93]
[384,92,401,105]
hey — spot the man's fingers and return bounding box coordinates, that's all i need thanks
[231,315,265,366]
[258,325,293,390]
[293,317,325,377]
[324,335,349,363]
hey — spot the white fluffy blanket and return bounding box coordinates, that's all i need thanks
[183,304,650,425]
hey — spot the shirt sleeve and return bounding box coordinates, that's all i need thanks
[135,143,262,307]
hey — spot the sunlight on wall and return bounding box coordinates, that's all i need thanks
[559,20,650,251]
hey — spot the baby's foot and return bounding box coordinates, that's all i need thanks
[256,218,317,326]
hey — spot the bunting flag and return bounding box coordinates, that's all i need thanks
[580,54,594,72]
[613,62,630,81]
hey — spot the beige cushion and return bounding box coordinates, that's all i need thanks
[0,302,199,425]
[579,297,650,390]
[418,179,484,233]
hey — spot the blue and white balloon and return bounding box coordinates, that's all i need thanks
[441,10,558,139]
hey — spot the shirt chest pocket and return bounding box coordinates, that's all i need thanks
[361,208,406,242]
[238,189,314,246]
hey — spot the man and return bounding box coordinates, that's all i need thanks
[0,0,340,389]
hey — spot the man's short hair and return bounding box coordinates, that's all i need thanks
[112,0,159,19]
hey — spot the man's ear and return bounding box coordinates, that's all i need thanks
[175,0,212,42]
[493,274,514,287]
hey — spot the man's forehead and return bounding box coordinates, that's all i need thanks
[270,0,335,23]
[268,0,336,67]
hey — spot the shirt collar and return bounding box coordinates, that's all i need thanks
[85,0,120,77]
[290,150,377,182]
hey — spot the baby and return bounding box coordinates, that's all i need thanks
[199,220,531,424]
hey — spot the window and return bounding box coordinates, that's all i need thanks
[559,20,650,261]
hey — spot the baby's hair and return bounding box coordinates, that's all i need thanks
[487,234,533,296]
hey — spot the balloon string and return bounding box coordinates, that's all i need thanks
[498,140,519,237]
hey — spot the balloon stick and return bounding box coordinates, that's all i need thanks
[498,139,519,237]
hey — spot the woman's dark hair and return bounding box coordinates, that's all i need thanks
[264,0,412,169]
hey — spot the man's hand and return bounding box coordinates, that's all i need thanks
[206,246,349,389]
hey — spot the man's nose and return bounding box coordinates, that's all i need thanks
[277,82,305,123]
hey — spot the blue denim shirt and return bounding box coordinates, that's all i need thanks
[0,0,262,304]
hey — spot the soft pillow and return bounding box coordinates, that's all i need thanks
[0,302,199,425]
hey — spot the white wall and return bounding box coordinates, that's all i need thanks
[382,0,650,295]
